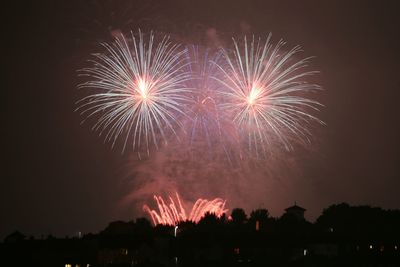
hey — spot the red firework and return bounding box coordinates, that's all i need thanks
[143,192,228,225]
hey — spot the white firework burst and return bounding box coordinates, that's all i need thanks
[77,30,192,156]
[213,34,324,158]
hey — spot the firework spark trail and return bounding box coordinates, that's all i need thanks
[77,30,192,156]
[143,192,228,225]
[213,34,324,158]
[77,31,323,159]
[183,46,224,147]
[189,197,227,221]
[181,46,243,164]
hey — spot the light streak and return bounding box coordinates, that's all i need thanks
[143,192,228,225]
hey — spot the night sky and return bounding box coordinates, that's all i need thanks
[3,0,400,239]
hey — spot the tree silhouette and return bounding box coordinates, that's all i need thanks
[315,203,400,238]
[249,208,270,231]
[135,217,152,230]
[231,208,247,224]
[2,202,400,266]
[250,208,270,222]
[198,212,220,227]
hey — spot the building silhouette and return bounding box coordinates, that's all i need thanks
[284,202,306,221]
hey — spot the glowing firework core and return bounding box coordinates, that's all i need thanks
[137,78,150,101]
[143,193,228,226]
[247,85,262,106]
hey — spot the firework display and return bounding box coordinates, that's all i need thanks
[78,31,323,224]
[180,46,242,163]
[183,46,223,147]
[143,193,228,225]
[78,31,322,158]
[213,35,323,157]
[77,31,191,156]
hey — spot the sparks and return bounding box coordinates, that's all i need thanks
[77,30,191,156]
[213,34,324,157]
[143,192,228,226]
[77,31,323,160]
[181,46,241,163]
[183,47,224,148]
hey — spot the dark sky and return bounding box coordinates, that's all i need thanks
[3,0,400,239]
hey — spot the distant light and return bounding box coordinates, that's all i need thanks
[65,265,72,267]
[395,245,398,250]
[329,227,334,232]
[255,220,260,231]
[369,245,373,250]
[174,225,178,237]
[303,249,308,256]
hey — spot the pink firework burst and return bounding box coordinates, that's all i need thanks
[143,192,228,225]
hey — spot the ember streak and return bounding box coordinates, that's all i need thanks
[143,192,227,225]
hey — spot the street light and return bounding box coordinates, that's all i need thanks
[174,225,178,237]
